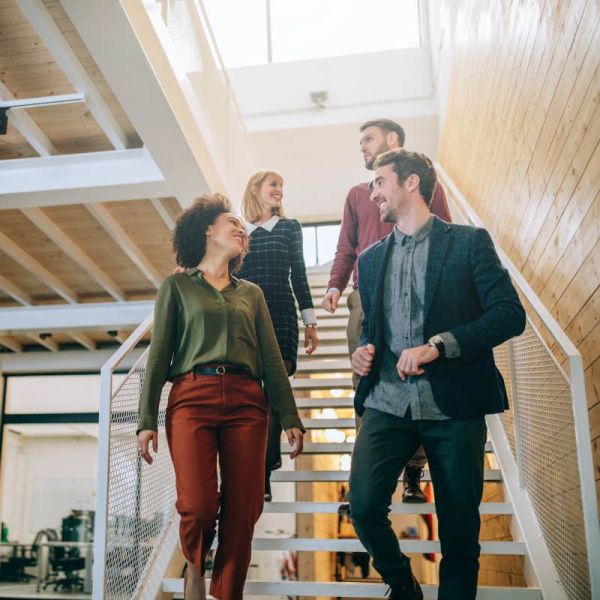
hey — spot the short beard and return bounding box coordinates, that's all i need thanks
[364,141,389,170]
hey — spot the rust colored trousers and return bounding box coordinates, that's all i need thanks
[165,371,268,600]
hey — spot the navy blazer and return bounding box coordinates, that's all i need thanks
[354,217,526,419]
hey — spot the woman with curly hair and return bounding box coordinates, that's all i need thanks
[237,171,319,501]
[136,194,305,600]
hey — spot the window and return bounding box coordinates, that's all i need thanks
[203,0,420,68]
[302,222,341,266]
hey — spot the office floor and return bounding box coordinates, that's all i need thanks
[0,583,90,599]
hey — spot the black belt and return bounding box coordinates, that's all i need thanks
[192,364,250,376]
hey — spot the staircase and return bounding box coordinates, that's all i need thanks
[156,269,540,599]
[93,177,599,600]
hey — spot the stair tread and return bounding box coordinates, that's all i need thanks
[281,441,494,453]
[163,579,541,598]
[270,468,503,481]
[261,501,512,514]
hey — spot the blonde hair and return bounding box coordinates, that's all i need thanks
[241,170,287,223]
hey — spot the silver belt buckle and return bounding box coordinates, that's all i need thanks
[216,366,226,375]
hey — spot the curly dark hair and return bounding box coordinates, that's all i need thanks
[173,193,246,272]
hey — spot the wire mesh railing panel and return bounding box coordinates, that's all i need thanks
[493,343,517,461]
[510,322,590,600]
[104,354,177,600]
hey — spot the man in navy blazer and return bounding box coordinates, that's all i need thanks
[348,148,525,600]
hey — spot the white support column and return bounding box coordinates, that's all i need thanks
[87,204,162,288]
[0,81,58,156]
[0,231,78,303]
[16,0,129,150]
[0,275,33,306]
[69,332,97,351]
[21,207,126,301]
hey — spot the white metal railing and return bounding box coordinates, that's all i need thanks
[93,314,179,600]
[437,164,600,600]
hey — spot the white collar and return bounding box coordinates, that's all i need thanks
[246,215,280,233]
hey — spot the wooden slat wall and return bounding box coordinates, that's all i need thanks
[439,0,600,505]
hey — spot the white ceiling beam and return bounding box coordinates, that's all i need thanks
[0,336,23,353]
[86,204,162,287]
[27,334,59,352]
[0,301,153,333]
[0,147,164,197]
[151,198,176,230]
[0,347,144,374]
[0,231,78,303]
[0,275,33,306]
[21,207,126,301]
[0,180,175,210]
[16,0,129,150]
[60,0,210,206]
[1,92,85,110]
[0,81,58,156]
[68,331,97,351]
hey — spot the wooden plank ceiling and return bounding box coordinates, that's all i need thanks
[0,0,182,352]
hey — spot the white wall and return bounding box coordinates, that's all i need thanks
[250,115,440,221]
[231,47,432,114]
[0,432,97,543]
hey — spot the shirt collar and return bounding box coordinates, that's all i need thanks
[185,267,239,287]
[393,215,434,246]
[246,214,280,233]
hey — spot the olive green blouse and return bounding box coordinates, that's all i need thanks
[137,268,304,433]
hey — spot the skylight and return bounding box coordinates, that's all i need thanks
[203,0,421,69]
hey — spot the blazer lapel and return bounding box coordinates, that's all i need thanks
[373,232,395,343]
[424,217,451,320]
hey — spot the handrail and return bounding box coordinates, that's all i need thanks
[93,312,155,600]
[436,162,600,600]
[436,163,580,359]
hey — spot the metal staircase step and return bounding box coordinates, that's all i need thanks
[313,308,350,318]
[262,501,513,514]
[297,344,348,357]
[204,537,526,554]
[300,317,348,329]
[270,468,503,482]
[163,579,542,599]
[297,418,356,428]
[291,377,353,390]
[295,360,351,373]
[295,397,354,408]
[281,441,494,453]
[297,329,347,342]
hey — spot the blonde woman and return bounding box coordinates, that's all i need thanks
[237,171,318,500]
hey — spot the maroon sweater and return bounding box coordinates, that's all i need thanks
[327,181,452,291]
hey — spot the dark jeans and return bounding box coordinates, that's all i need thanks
[348,408,486,600]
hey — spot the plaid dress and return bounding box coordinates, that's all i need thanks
[238,217,313,375]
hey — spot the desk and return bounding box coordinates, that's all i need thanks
[36,541,93,594]
[0,543,34,582]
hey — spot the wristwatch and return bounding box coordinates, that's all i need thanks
[428,335,445,358]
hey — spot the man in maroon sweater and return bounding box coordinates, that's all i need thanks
[322,119,452,502]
